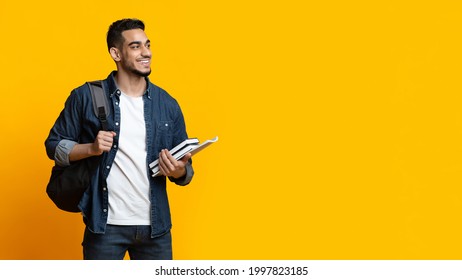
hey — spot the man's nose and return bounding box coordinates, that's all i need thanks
[141,45,151,57]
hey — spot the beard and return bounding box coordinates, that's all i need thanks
[122,60,152,77]
[131,68,151,77]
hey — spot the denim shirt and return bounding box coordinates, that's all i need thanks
[45,71,194,237]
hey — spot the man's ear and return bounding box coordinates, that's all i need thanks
[110,47,121,62]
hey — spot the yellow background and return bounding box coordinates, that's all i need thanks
[0,0,462,259]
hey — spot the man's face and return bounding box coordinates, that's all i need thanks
[118,28,152,77]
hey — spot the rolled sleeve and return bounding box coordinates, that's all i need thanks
[54,139,77,166]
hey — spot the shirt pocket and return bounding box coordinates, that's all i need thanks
[155,120,174,150]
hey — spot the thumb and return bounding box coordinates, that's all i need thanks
[180,153,192,163]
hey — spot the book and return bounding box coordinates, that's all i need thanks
[148,138,199,169]
[150,136,219,177]
[187,136,219,157]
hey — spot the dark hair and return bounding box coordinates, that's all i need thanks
[107,18,145,51]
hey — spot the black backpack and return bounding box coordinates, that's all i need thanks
[46,81,110,212]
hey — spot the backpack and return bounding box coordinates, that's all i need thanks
[46,81,110,212]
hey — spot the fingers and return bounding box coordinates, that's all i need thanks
[158,149,187,178]
[158,150,168,176]
[158,149,176,175]
[93,131,116,155]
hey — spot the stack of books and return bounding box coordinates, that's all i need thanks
[149,136,218,177]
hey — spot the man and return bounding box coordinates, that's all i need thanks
[45,18,194,260]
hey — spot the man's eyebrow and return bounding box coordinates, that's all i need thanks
[128,41,142,46]
[128,40,150,46]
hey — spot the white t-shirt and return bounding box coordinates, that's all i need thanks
[106,92,150,225]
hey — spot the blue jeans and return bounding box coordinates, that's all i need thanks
[82,225,172,260]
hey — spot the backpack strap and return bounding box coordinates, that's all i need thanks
[87,81,110,131]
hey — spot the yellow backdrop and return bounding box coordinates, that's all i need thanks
[1,0,462,259]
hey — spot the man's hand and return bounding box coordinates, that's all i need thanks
[158,149,191,178]
[90,131,116,156]
[69,131,116,162]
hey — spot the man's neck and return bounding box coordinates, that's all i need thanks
[114,70,147,97]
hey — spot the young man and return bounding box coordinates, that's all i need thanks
[45,18,194,260]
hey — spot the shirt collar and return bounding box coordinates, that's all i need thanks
[107,71,152,99]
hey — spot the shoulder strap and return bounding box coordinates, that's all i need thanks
[87,81,110,131]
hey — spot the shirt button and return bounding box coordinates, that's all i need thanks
[103,209,107,212]
[165,123,168,127]
[115,102,119,106]
[115,122,119,126]
[113,144,117,148]
[103,188,107,191]
[106,165,110,169]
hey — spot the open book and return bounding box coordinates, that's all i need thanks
[149,136,218,177]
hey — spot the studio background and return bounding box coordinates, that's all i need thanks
[1,1,462,259]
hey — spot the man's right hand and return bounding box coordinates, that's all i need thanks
[91,131,117,155]
[69,131,116,162]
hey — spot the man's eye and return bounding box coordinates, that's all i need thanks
[131,45,140,49]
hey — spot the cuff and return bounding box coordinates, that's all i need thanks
[54,139,77,166]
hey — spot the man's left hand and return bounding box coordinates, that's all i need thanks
[158,149,191,178]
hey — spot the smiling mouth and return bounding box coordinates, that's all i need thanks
[138,59,150,65]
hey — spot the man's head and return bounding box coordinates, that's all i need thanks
[107,18,152,77]
[107,18,145,51]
